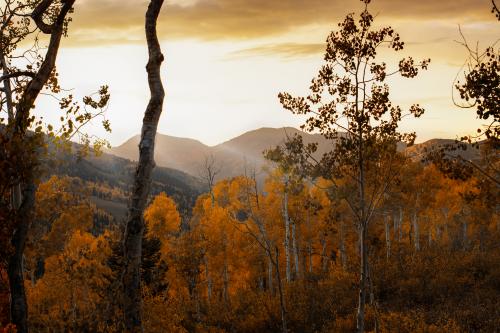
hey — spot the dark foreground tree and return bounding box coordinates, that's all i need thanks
[121,0,165,331]
[1,1,110,330]
[272,1,429,331]
[1,1,75,331]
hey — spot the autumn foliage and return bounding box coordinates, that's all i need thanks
[0,160,495,332]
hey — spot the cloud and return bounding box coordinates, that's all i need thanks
[227,43,325,59]
[67,0,495,45]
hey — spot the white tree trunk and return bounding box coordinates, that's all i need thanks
[463,220,468,249]
[223,246,229,303]
[282,177,291,283]
[274,247,288,333]
[393,210,398,241]
[320,236,328,272]
[428,218,432,247]
[384,214,391,259]
[122,2,165,331]
[308,241,313,273]
[340,220,347,270]
[398,207,403,242]
[268,257,273,294]
[412,211,419,251]
[204,257,212,301]
[291,220,300,279]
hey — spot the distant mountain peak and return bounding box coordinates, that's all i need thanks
[109,127,473,180]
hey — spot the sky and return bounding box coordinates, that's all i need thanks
[34,0,499,147]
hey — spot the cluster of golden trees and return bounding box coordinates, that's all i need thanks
[11,157,499,332]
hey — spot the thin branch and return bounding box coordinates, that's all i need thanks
[0,71,36,82]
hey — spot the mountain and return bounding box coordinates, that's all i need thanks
[110,127,332,180]
[405,138,481,161]
[112,134,211,173]
[109,127,483,183]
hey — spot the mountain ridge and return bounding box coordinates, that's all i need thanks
[110,127,331,180]
[109,127,481,180]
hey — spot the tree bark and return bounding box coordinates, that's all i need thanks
[462,220,468,250]
[222,235,229,304]
[340,220,347,270]
[356,224,367,333]
[384,214,391,260]
[308,241,313,273]
[274,247,288,333]
[291,219,300,279]
[412,211,419,251]
[203,256,212,302]
[282,176,291,283]
[268,257,273,294]
[356,128,367,333]
[320,236,328,272]
[121,1,165,331]
[398,208,403,242]
[8,182,35,333]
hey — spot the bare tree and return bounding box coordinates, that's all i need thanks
[121,0,165,331]
[198,154,222,207]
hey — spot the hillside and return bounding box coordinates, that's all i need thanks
[50,148,205,218]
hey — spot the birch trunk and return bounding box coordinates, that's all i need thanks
[462,220,468,250]
[122,1,165,331]
[223,235,229,304]
[412,211,419,251]
[356,129,367,333]
[268,257,273,294]
[204,257,212,301]
[428,218,432,247]
[384,214,391,260]
[340,220,347,270]
[291,219,300,279]
[282,176,291,283]
[308,241,313,273]
[223,262,229,303]
[320,236,328,272]
[442,208,449,243]
[393,210,398,243]
[306,212,314,273]
[398,207,403,242]
[259,260,265,291]
[274,247,288,333]
[356,223,368,333]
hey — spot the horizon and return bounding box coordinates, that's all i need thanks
[29,0,497,147]
[113,126,464,148]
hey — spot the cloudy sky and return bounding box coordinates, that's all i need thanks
[36,0,499,146]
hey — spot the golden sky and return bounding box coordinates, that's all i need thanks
[36,0,499,146]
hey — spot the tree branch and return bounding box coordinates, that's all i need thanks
[0,71,36,82]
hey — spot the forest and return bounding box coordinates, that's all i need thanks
[0,0,499,332]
